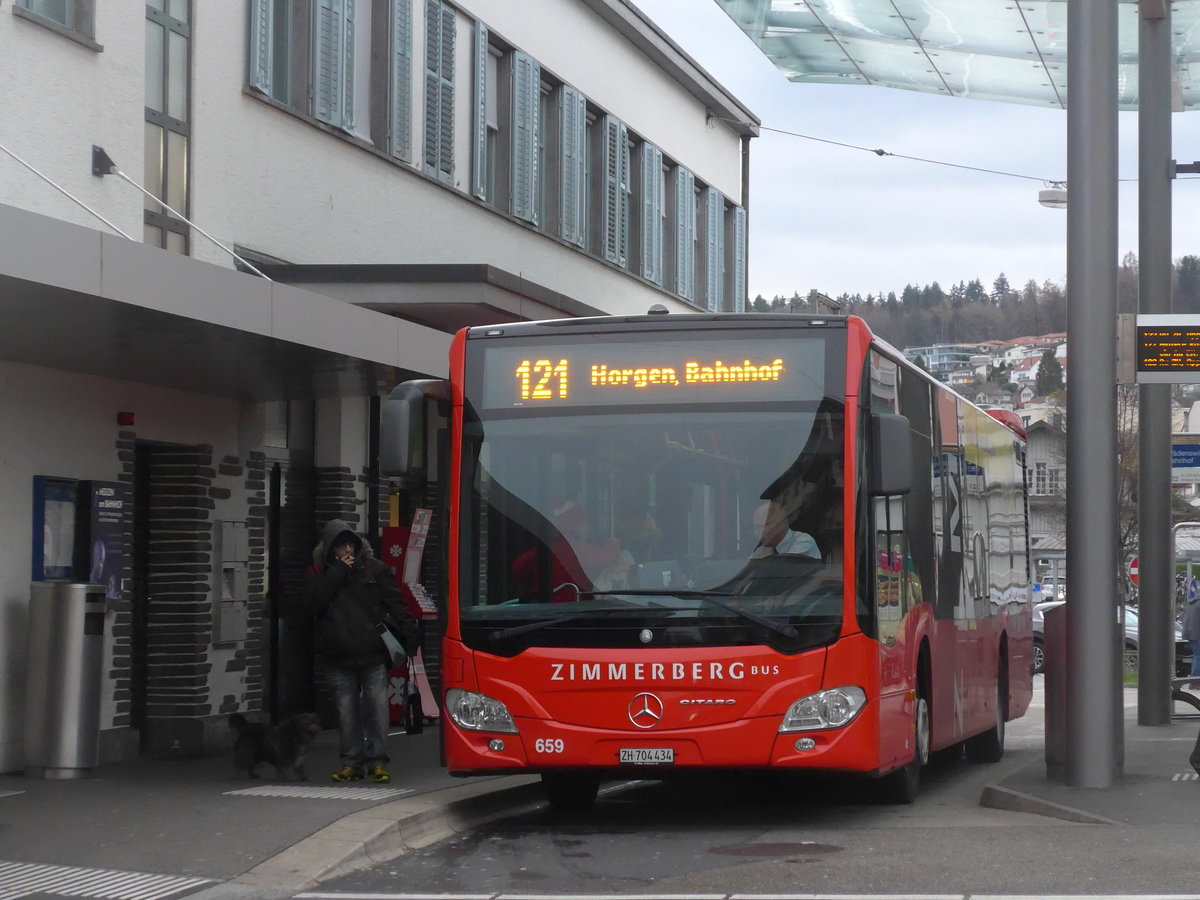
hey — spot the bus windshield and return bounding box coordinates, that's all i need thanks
[458,395,848,655]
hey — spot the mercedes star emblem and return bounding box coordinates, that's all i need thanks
[638,628,653,644]
[628,692,664,729]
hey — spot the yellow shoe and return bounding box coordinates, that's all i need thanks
[369,764,390,784]
[332,765,364,782]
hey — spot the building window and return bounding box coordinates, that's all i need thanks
[424,0,455,183]
[1033,462,1048,496]
[15,0,98,46]
[145,1,191,254]
[1048,466,1063,496]
[248,1,412,158]
[633,142,664,285]
[248,0,291,102]
[589,114,629,267]
[471,29,540,222]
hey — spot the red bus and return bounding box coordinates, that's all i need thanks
[383,313,1032,806]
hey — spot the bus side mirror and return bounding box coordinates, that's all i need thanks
[870,413,912,496]
[381,379,450,479]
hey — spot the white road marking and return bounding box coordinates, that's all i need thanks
[0,860,212,900]
[224,784,412,800]
[294,894,1200,900]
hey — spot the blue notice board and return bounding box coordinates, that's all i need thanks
[1172,442,1200,483]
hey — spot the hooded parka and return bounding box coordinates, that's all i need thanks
[307,519,419,668]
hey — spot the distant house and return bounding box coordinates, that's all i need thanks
[1026,420,1066,560]
[902,343,979,381]
[972,383,1018,409]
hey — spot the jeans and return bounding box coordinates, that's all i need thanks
[1190,640,1200,677]
[326,661,390,768]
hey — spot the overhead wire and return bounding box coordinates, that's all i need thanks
[715,116,1194,186]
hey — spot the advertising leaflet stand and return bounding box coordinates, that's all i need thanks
[380,510,439,728]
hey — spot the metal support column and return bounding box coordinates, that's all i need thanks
[1137,0,1174,725]
[1064,0,1122,786]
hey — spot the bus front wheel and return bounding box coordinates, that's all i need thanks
[877,692,930,805]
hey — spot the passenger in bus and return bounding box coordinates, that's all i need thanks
[512,500,626,601]
[750,500,821,559]
[613,494,662,563]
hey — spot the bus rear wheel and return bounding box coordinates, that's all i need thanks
[877,692,930,804]
[541,772,600,810]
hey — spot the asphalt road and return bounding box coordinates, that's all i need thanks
[291,680,1200,898]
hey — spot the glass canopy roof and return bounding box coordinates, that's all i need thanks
[714,0,1200,110]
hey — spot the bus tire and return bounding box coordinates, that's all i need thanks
[877,690,930,805]
[541,772,600,810]
[965,666,1007,763]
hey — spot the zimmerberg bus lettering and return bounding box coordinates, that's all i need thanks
[549,661,781,681]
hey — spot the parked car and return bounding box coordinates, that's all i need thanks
[1031,600,1192,675]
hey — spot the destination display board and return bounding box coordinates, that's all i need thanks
[478,336,827,409]
[1135,315,1200,383]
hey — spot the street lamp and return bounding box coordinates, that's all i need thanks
[1039,183,1068,208]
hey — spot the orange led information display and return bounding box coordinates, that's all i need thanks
[481,338,821,409]
[1136,326,1200,372]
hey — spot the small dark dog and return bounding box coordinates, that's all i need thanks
[229,712,322,781]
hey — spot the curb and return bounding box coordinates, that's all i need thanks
[978,783,1122,825]
[232,775,544,892]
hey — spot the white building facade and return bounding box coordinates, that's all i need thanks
[0,0,756,770]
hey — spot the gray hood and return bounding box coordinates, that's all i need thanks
[316,519,374,565]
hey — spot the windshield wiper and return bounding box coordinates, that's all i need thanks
[695,594,799,640]
[598,590,799,641]
[486,606,648,641]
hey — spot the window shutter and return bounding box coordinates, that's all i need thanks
[471,21,488,198]
[640,143,663,284]
[602,115,628,266]
[732,205,747,311]
[390,0,412,160]
[560,86,586,247]
[341,0,356,132]
[314,0,353,130]
[675,167,695,300]
[423,0,454,182]
[249,0,273,95]
[511,51,540,223]
[437,4,456,182]
[423,0,440,175]
[705,187,724,311]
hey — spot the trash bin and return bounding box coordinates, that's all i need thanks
[24,582,106,778]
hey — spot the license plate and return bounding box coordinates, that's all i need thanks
[619,747,674,765]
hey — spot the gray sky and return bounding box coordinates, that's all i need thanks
[635,0,1200,303]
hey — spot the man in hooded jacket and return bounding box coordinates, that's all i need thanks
[307,519,418,783]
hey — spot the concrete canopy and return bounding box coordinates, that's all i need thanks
[0,204,450,402]
[715,0,1200,110]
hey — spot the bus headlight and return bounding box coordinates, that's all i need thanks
[445,688,518,734]
[779,686,867,733]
